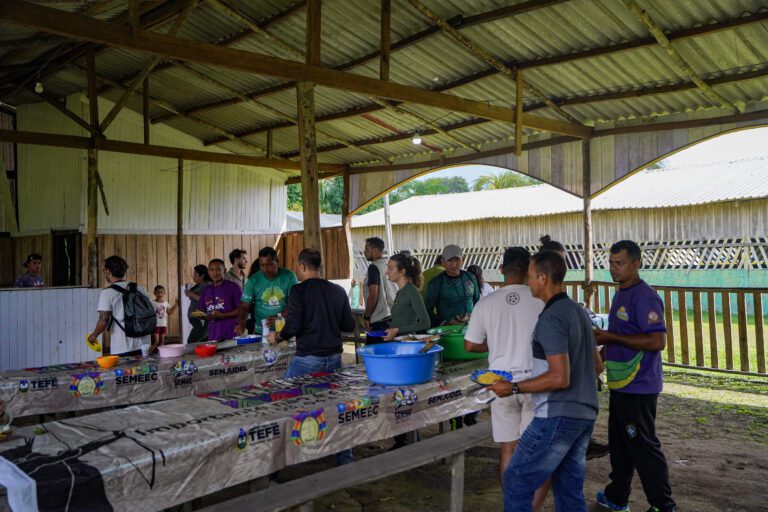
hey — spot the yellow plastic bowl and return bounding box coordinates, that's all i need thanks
[96,355,119,368]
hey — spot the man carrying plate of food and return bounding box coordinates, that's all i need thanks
[464,247,550,511]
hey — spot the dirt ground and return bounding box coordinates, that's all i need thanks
[274,366,768,512]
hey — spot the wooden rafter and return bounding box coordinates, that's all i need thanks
[178,63,391,163]
[26,84,94,134]
[0,0,179,89]
[380,0,391,82]
[0,128,346,172]
[71,63,271,156]
[208,0,305,61]
[406,0,583,127]
[0,1,591,136]
[150,0,565,125]
[622,0,740,113]
[95,1,307,100]
[99,1,196,133]
[150,9,768,127]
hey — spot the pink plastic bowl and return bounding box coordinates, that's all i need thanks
[157,344,185,358]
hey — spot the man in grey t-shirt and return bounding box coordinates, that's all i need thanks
[490,251,602,512]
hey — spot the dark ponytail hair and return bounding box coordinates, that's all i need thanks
[539,234,566,255]
[193,264,212,283]
[390,253,423,289]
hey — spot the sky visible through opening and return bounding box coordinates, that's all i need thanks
[418,126,768,185]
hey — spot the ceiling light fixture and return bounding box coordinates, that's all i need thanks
[34,81,43,94]
[412,134,422,145]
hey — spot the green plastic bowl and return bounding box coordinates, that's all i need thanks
[427,326,488,361]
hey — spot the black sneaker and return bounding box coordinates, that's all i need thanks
[586,439,610,460]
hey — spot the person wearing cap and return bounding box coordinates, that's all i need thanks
[424,244,480,327]
[15,253,44,288]
[420,255,444,297]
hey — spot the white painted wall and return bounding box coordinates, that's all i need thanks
[15,94,287,236]
[0,287,101,371]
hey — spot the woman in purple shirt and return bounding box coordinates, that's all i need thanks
[197,259,242,341]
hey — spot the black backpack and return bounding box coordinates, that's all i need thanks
[110,282,157,337]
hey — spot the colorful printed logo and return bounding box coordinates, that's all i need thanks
[114,364,158,385]
[648,311,660,323]
[617,306,629,321]
[236,428,248,450]
[263,348,279,365]
[171,360,198,387]
[261,287,286,307]
[290,409,327,446]
[393,388,418,423]
[69,373,104,397]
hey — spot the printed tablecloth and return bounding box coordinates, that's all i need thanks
[0,342,294,417]
[0,358,489,512]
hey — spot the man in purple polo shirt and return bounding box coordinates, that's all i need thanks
[594,240,676,512]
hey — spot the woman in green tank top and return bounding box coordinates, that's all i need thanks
[383,253,430,341]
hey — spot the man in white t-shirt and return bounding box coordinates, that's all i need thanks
[87,256,152,355]
[464,247,549,510]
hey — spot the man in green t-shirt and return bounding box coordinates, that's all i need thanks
[235,247,298,335]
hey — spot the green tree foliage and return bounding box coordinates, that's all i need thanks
[472,169,538,191]
[287,175,471,215]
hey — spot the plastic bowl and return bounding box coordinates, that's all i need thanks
[96,355,119,368]
[194,343,217,358]
[427,326,487,361]
[356,342,444,386]
[157,344,185,358]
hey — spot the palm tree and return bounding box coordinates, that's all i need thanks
[472,170,537,191]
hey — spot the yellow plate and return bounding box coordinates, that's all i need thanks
[191,311,206,318]
[86,334,102,352]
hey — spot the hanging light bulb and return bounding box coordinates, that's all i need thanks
[412,133,422,145]
[34,81,43,94]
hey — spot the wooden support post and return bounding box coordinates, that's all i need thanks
[297,0,324,263]
[129,0,141,35]
[86,48,100,287]
[515,69,523,156]
[86,50,99,130]
[342,173,354,279]
[380,0,391,81]
[581,139,594,306]
[177,158,184,338]
[383,192,394,256]
[143,77,150,144]
[449,452,465,512]
[87,148,99,287]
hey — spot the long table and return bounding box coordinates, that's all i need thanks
[0,358,488,512]
[0,341,295,417]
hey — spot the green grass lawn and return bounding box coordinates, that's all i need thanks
[662,316,765,373]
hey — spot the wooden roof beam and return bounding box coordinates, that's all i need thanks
[406,0,584,127]
[150,0,566,124]
[622,0,741,114]
[99,2,196,133]
[0,0,590,138]
[0,128,346,172]
[150,8,768,126]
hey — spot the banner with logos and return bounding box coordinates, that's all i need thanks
[0,359,488,512]
[0,342,294,417]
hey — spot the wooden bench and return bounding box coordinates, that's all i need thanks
[197,422,492,512]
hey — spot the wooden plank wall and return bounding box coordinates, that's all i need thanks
[279,227,351,279]
[0,287,102,370]
[77,233,280,337]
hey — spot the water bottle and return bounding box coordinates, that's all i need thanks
[350,280,361,309]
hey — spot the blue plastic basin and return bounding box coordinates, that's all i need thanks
[356,342,444,386]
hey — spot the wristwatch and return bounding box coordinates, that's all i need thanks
[511,382,521,395]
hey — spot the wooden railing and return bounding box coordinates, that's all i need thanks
[563,281,767,376]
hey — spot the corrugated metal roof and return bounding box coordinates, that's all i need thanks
[2,0,768,170]
[284,211,342,231]
[352,157,768,226]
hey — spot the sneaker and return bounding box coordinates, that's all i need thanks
[586,439,610,460]
[646,507,676,512]
[596,490,629,512]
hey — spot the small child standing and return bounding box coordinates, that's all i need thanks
[152,285,178,346]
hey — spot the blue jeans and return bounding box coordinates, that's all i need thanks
[504,416,594,512]
[284,353,353,465]
[284,353,342,378]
